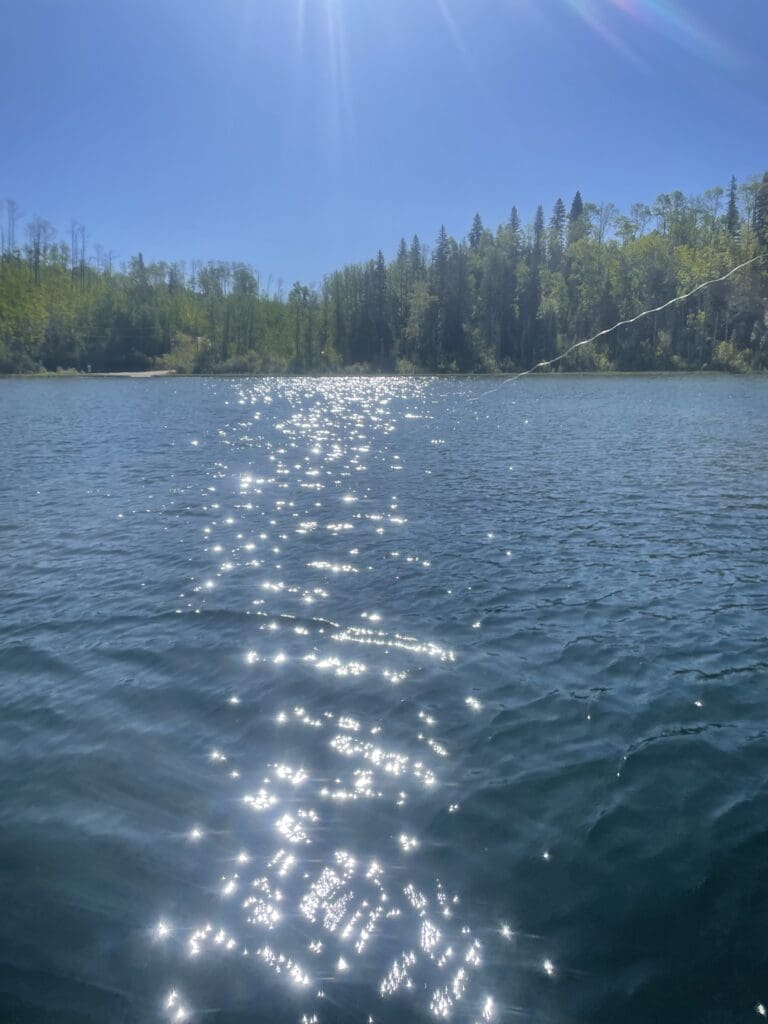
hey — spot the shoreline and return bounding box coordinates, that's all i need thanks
[89,370,178,378]
[1,368,766,381]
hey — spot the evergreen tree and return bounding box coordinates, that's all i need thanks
[533,206,546,266]
[409,235,425,281]
[568,190,587,244]
[549,198,566,269]
[469,213,484,250]
[726,176,739,238]
[755,173,768,254]
[373,250,392,367]
[395,237,409,272]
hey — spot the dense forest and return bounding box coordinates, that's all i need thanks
[1,173,767,376]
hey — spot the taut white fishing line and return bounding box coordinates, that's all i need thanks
[469,252,766,401]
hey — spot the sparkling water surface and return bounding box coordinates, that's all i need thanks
[1,375,768,1024]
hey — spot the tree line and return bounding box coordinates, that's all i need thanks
[1,172,767,376]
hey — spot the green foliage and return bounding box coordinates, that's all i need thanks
[756,173,768,254]
[0,173,766,375]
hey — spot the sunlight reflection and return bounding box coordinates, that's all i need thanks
[156,378,520,1023]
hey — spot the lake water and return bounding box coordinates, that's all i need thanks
[1,374,767,1024]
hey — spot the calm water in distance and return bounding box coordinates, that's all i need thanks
[1,374,767,1024]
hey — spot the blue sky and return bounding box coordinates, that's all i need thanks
[2,0,766,286]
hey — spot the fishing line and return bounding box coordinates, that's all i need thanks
[469,252,766,401]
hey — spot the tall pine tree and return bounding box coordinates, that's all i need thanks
[549,198,566,269]
[755,173,768,254]
[568,190,587,244]
[726,176,739,238]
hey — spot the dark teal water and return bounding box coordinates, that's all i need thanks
[1,375,768,1024]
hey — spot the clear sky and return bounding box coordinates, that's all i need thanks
[2,0,766,286]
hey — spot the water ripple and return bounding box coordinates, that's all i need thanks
[1,376,767,1023]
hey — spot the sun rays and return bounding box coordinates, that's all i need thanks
[561,0,737,69]
[285,0,741,153]
[293,0,737,78]
[293,0,353,146]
